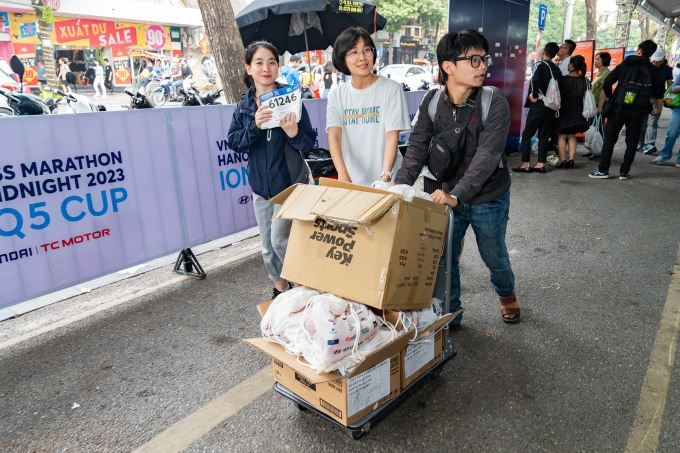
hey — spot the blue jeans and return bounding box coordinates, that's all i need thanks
[659,108,680,163]
[253,194,292,282]
[449,192,515,324]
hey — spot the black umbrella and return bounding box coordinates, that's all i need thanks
[236,0,388,56]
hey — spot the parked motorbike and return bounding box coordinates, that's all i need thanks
[178,80,222,106]
[0,87,52,116]
[417,79,432,91]
[54,90,106,114]
[124,88,155,109]
[0,57,52,116]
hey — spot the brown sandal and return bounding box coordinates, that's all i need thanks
[499,294,520,323]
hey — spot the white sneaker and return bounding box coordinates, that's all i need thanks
[654,156,668,165]
[102,94,107,98]
[93,94,101,97]
[675,163,680,168]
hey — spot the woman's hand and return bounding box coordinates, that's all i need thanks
[279,112,298,137]
[255,104,273,129]
[430,189,458,207]
[337,172,352,183]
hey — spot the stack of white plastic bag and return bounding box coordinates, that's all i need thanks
[370,181,431,202]
[398,298,443,342]
[261,287,400,376]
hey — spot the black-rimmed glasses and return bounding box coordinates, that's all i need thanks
[452,54,493,68]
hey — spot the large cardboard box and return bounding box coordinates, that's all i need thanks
[399,311,459,388]
[245,302,411,426]
[271,179,449,310]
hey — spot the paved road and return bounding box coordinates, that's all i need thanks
[1,110,679,452]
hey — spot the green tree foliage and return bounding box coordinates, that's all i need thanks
[527,0,587,51]
[374,0,421,64]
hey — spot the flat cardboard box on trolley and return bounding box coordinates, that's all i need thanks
[270,179,449,311]
[245,304,458,426]
[245,301,412,427]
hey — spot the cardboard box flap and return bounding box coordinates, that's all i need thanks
[412,310,462,342]
[346,331,412,377]
[272,184,326,222]
[245,329,412,381]
[244,337,339,384]
[272,183,398,224]
[310,189,397,224]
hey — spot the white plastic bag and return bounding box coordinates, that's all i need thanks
[582,89,597,119]
[591,128,603,154]
[260,286,321,347]
[298,293,380,373]
[536,61,561,111]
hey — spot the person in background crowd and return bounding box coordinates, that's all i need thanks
[138,60,154,89]
[92,60,106,98]
[583,51,611,159]
[556,39,576,76]
[321,60,336,99]
[37,60,46,87]
[654,73,680,167]
[57,58,72,93]
[279,54,300,86]
[513,42,562,174]
[673,63,680,81]
[395,30,520,325]
[638,49,673,155]
[555,55,589,168]
[326,26,410,187]
[590,40,665,180]
[227,41,316,299]
[104,58,114,94]
[171,59,192,100]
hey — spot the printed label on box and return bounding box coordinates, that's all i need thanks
[404,333,436,378]
[347,358,390,417]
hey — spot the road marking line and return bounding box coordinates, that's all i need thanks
[133,367,273,453]
[625,245,680,452]
[0,245,260,351]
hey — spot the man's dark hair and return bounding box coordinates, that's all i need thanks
[289,54,299,63]
[563,39,576,55]
[543,42,559,59]
[596,52,611,67]
[332,26,376,76]
[637,39,657,58]
[104,58,109,63]
[436,29,489,85]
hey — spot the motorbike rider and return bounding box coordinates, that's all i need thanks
[171,59,193,101]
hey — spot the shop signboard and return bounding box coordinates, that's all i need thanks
[7,13,172,52]
[11,43,38,87]
[0,12,9,33]
[112,46,131,86]
[572,40,595,80]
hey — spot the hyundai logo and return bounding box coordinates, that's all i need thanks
[238,196,251,205]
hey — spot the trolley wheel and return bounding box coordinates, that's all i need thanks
[349,429,365,440]
[296,403,307,411]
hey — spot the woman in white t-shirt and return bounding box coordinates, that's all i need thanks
[326,27,410,186]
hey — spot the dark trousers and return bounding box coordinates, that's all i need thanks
[520,107,556,163]
[598,109,646,175]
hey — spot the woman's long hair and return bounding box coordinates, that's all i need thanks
[242,41,280,89]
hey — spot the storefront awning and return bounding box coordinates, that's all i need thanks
[0,0,204,28]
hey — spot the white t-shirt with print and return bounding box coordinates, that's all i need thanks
[326,76,410,186]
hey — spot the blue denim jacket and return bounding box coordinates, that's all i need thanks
[228,86,316,199]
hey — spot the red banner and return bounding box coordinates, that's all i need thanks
[12,43,37,86]
[593,48,625,78]
[54,19,137,47]
[572,40,595,81]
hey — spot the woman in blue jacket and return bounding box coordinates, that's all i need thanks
[228,41,316,299]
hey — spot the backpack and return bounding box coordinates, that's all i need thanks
[427,85,493,126]
[534,61,560,111]
[617,64,654,110]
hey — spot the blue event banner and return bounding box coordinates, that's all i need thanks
[0,91,428,310]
